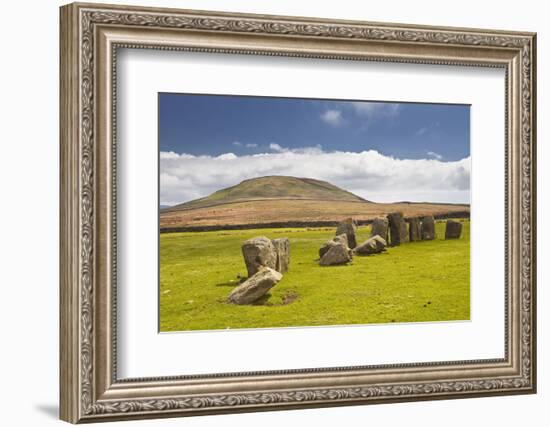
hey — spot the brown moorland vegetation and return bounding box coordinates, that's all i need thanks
[160,176,469,230]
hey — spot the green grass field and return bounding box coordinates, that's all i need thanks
[160,220,470,332]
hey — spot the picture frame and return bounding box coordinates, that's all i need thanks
[59,2,537,423]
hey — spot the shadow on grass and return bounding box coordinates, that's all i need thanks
[316,262,355,266]
[250,293,273,305]
[221,291,299,307]
[354,251,390,258]
[215,281,237,287]
[251,291,299,307]
[215,278,245,287]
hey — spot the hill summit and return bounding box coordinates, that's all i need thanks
[167,176,368,211]
[160,175,469,231]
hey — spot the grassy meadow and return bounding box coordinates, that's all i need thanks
[159,220,470,332]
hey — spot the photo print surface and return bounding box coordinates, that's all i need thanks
[159,93,471,332]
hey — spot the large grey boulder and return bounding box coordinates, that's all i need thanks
[319,243,352,266]
[370,217,389,242]
[408,217,421,242]
[333,233,348,247]
[445,219,463,239]
[354,235,387,255]
[319,240,337,259]
[421,216,436,240]
[319,234,348,259]
[387,212,408,246]
[241,237,277,277]
[336,218,357,249]
[228,267,282,305]
[272,238,290,273]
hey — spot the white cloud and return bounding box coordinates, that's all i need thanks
[233,141,258,148]
[427,151,443,160]
[160,148,470,206]
[416,122,440,137]
[159,151,183,160]
[268,143,324,155]
[269,142,286,152]
[216,153,237,160]
[351,102,400,119]
[319,102,400,128]
[320,109,343,126]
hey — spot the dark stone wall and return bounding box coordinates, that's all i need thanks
[160,211,470,234]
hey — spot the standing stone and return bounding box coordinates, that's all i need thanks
[354,236,387,255]
[228,267,282,305]
[370,217,389,242]
[445,219,463,239]
[400,221,410,243]
[319,243,352,266]
[319,234,348,259]
[241,237,277,277]
[336,218,357,249]
[408,217,421,242]
[421,216,436,240]
[272,238,290,273]
[387,212,408,246]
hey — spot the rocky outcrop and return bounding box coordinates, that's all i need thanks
[228,267,282,305]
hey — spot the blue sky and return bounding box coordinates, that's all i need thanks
[159,93,471,205]
[159,93,469,161]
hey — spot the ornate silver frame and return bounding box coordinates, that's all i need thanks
[60,2,537,423]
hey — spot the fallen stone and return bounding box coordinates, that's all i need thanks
[408,217,421,241]
[387,212,408,246]
[271,237,290,273]
[354,235,387,255]
[319,234,348,259]
[445,219,463,239]
[319,243,352,266]
[370,217,389,242]
[228,267,283,305]
[241,236,277,277]
[421,216,436,240]
[336,218,358,249]
[319,240,337,259]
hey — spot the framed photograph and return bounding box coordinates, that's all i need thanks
[60,2,537,423]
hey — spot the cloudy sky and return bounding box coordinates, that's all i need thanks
[159,93,470,206]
